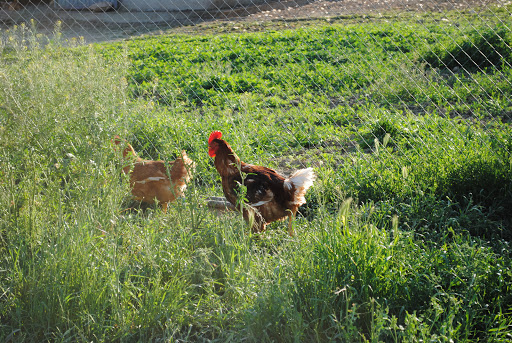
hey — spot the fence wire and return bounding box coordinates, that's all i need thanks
[1,0,511,206]
[2,2,512,340]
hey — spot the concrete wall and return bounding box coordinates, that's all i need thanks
[120,0,268,11]
[54,0,118,10]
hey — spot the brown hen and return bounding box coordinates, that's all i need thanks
[114,138,195,212]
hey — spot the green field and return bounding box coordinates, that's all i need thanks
[1,7,512,342]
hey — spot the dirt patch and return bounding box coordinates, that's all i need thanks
[0,0,505,43]
[240,0,503,20]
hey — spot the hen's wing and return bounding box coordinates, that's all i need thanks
[131,160,168,182]
[226,164,285,208]
[244,174,276,207]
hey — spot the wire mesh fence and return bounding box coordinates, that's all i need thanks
[1,0,511,210]
[1,0,512,211]
[2,0,512,341]
[2,0,509,41]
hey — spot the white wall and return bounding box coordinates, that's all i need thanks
[120,0,267,11]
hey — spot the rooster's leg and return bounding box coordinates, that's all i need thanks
[161,202,168,214]
[287,213,295,236]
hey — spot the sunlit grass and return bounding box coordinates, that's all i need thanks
[1,9,512,342]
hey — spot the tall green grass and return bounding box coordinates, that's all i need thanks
[1,9,512,342]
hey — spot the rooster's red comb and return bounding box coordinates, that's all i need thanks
[208,131,222,144]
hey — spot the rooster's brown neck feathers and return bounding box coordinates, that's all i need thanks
[212,139,242,177]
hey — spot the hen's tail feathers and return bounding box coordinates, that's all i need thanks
[170,151,196,191]
[285,167,316,206]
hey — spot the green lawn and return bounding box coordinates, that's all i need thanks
[1,7,511,342]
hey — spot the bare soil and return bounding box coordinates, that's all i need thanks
[231,0,502,21]
[0,0,505,43]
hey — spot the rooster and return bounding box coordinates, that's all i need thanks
[114,137,195,212]
[208,130,316,236]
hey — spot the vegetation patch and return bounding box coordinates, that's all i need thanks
[422,25,512,71]
[1,8,512,342]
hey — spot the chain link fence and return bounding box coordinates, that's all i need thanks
[2,1,512,340]
[1,0,508,42]
[1,0,511,212]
